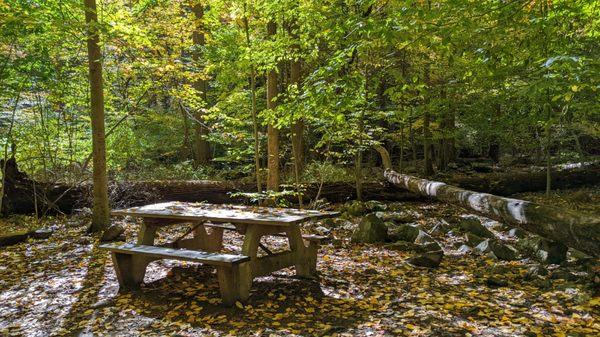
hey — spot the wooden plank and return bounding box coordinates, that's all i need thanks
[204,223,237,231]
[251,251,296,277]
[302,234,329,242]
[196,222,326,242]
[99,243,250,266]
[111,202,339,226]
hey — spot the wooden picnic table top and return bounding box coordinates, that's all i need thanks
[111,201,339,226]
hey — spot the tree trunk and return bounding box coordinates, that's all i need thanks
[191,2,211,166]
[266,21,279,191]
[290,24,303,206]
[374,145,600,258]
[423,108,434,176]
[83,0,110,232]
[242,12,261,193]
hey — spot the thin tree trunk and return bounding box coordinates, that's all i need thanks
[179,100,192,159]
[545,115,552,197]
[0,91,20,215]
[266,20,279,191]
[423,108,434,176]
[83,0,109,232]
[423,66,434,176]
[191,2,210,166]
[409,108,417,163]
[242,7,261,193]
[289,22,303,206]
[399,121,404,173]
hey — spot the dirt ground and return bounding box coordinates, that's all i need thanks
[0,199,598,337]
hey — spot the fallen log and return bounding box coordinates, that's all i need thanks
[1,158,417,215]
[440,164,600,196]
[374,145,600,258]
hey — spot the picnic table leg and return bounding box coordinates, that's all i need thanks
[237,225,263,302]
[286,223,315,278]
[193,224,224,252]
[216,265,241,306]
[112,221,157,290]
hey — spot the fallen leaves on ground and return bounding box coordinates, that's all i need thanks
[0,199,598,337]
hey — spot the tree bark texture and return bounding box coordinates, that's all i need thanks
[266,20,279,191]
[191,2,211,165]
[84,0,110,232]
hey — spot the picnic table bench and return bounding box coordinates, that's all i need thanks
[100,202,338,305]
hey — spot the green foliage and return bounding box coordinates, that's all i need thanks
[1,0,599,184]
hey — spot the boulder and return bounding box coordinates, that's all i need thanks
[351,214,388,243]
[101,224,126,242]
[536,241,568,265]
[388,223,420,242]
[407,251,444,268]
[475,239,518,261]
[466,233,485,246]
[458,218,494,238]
[518,237,568,264]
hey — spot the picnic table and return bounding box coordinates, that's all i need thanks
[100,201,338,305]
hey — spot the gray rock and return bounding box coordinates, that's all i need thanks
[314,226,331,236]
[508,228,526,238]
[536,241,568,265]
[351,214,388,243]
[376,211,415,224]
[525,265,549,279]
[457,244,472,254]
[459,218,494,238]
[421,241,442,252]
[101,224,126,242]
[429,220,449,235]
[492,243,518,261]
[388,223,420,243]
[475,239,518,261]
[407,251,444,268]
[466,233,485,246]
[415,230,434,244]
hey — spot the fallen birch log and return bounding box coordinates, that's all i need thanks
[374,145,600,258]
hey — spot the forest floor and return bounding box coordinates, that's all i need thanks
[0,189,599,337]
